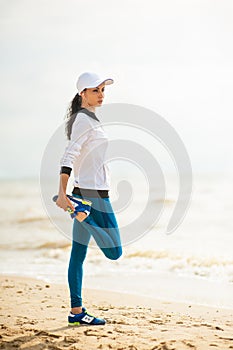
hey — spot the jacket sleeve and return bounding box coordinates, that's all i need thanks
[60,114,92,172]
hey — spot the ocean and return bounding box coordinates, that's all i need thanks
[0,174,232,309]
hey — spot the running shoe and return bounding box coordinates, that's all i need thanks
[68,307,106,326]
[53,195,92,220]
[66,195,92,218]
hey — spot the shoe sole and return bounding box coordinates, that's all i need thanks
[68,322,106,326]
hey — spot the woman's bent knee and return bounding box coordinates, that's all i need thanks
[102,246,122,260]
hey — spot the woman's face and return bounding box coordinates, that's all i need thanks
[81,83,105,107]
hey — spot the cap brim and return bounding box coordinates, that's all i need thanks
[102,78,114,85]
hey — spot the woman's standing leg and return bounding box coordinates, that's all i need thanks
[68,218,91,311]
[67,217,106,325]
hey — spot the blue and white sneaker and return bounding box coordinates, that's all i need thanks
[53,195,92,221]
[68,308,106,326]
[66,195,92,219]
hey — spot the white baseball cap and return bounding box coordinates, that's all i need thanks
[76,72,114,94]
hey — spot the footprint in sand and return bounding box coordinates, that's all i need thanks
[64,336,79,343]
[84,329,100,336]
[35,330,61,339]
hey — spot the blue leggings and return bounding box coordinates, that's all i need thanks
[68,195,122,308]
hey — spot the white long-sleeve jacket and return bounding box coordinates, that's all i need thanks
[60,109,110,190]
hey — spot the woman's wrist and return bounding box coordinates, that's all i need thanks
[60,166,72,176]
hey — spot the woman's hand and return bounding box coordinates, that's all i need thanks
[56,193,75,212]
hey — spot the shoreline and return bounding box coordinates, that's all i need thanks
[2,272,233,312]
[2,270,233,311]
[1,274,233,349]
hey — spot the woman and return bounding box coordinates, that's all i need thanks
[56,72,122,326]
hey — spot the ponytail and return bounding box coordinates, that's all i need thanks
[65,92,82,140]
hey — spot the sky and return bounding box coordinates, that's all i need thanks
[0,0,233,178]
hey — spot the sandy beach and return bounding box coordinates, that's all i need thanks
[0,275,232,350]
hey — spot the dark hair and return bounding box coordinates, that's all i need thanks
[65,92,83,140]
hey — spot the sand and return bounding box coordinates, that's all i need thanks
[0,275,232,350]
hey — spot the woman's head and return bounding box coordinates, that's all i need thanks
[65,72,113,139]
[77,72,113,109]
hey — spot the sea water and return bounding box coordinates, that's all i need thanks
[0,174,232,309]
